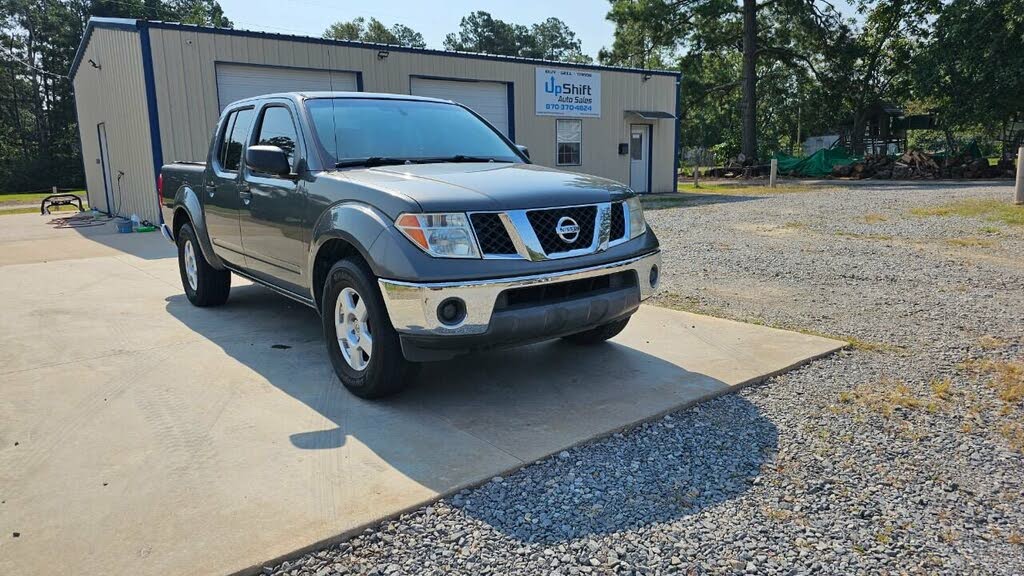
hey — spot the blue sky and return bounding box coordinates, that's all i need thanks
[217,0,620,59]
[217,0,861,59]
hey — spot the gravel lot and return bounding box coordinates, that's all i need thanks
[267,182,1024,576]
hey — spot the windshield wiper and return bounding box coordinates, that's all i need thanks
[335,155,512,168]
[334,157,412,168]
[425,155,512,164]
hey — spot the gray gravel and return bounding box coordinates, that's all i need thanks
[266,182,1024,576]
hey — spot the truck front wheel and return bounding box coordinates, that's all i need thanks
[321,258,418,398]
[177,223,231,307]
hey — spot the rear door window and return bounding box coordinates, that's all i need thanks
[215,111,237,169]
[222,108,254,172]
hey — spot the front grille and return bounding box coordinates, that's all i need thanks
[526,205,596,255]
[610,202,626,240]
[494,271,637,311]
[470,213,517,255]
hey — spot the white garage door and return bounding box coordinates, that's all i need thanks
[216,63,358,110]
[409,77,510,136]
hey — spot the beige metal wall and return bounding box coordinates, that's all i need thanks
[73,28,160,223]
[148,27,678,193]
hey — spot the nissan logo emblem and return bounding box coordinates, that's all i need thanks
[555,216,581,243]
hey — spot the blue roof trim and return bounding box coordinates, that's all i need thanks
[506,82,516,143]
[139,26,165,221]
[69,17,140,80]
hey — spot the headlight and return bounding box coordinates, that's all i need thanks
[396,213,480,258]
[625,196,647,238]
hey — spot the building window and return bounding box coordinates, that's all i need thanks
[630,132,643,160]
[556,119,582,166]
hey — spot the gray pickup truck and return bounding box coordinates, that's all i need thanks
[161,92,661,397]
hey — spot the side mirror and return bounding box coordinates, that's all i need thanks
[515,144,530,160]
[246,145,291,177]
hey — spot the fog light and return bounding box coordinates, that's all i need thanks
[437,298,466,325]
[649,265,660,288]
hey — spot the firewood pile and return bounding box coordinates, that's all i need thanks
[831,149,1015,180]
[699,153,774,178]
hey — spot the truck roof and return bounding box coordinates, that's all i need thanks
[226,91,455,107]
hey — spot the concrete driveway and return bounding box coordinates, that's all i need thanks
[0,213,843,576]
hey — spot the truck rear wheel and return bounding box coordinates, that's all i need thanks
[562,317,631,345]
[321,258,417,398]
[177,223,231,307]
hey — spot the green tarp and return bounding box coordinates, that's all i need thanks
[774,148,860,177]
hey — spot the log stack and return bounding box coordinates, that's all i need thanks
[829,149,1014,180]
[831,154,901,179]
[892,150,941,179]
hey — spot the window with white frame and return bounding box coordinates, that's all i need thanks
[555,119,582,166]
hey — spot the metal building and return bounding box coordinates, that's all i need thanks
[71,18,680,224]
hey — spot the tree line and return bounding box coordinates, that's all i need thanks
[0,0,230,193]
[1,1,1020,192]
[599,0,1023,163]
[323,11,594,63]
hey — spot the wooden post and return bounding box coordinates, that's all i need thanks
[693,163,699,188]
[770,158,778,188]
[1016,146,1023,205]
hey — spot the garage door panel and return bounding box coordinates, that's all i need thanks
[215,63,357,110]
[409,77,509,136]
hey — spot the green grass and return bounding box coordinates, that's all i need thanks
[945,236,998,248]
[0,190,86,205]
[676,183,810,195]
[641,183,814,210]
[639,195,697,210]
[838,378,936,418]
[833,231,896,241]
[0,190,88,216]
[910,199,1024,226]
[0,204,86,216]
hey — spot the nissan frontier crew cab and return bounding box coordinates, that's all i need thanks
[160,92,662,398]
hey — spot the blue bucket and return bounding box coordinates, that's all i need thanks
[115,219,133,233]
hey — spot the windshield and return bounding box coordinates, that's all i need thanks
[306,98,522,166]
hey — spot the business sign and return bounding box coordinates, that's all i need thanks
[535,67,601,118]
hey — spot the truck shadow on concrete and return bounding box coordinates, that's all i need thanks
[164,282,778,542]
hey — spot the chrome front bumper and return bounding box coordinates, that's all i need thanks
[378,250,661,336]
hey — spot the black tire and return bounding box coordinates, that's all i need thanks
[321,257,418,398]
[562,317,631,345]
[177,223,231,307]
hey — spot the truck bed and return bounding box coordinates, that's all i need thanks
[160,161,207,224]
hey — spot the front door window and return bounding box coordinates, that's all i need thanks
[629,125,650,193]
[254,106,298,172]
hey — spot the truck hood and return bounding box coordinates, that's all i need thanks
[323,162,633,212]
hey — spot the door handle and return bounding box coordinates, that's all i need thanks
[239,189,252,206]
[204,182,216,197]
